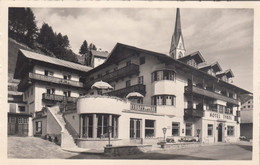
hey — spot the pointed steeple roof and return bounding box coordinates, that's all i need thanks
[169,8,185,53]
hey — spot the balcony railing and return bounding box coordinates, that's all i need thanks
[185,85,239,105]
[107,84,146,98]
[130,103,157,113]
[18,73,83,91]
[184,108,204,118]
[85,63,139,88]
[42,93,77,103]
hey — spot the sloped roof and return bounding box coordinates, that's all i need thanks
[19,49,92,72]
[91,50,109,58]
[199,62,222,72]
[178,51,205,64]
[240,94,253,104]
[216,69,234,78]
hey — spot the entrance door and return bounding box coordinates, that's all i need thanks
[218,124,222,142]
[130,119,141,139]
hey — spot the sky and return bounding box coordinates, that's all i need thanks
[32,8,254,92]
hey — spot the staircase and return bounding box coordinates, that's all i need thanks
[48,106,78,149]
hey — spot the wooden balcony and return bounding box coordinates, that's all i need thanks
[18,72,83,91]
[185,85,239,105]
[184,108,204,118]
[85,63,139,88]
[130,103,156,113]
[108,84,146,98]
[42,93,77,103]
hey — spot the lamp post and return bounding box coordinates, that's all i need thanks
[107,125,113,147]
[162,127,167,142]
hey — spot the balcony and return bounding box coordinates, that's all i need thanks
[42,93,77,103]
[185,85,239,105]
[18,72,83,91]
[107,84,146,98]
[184,108,204,118]
[85,63,139,88]
[130,103,156,113]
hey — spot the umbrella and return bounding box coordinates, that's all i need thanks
[91,80,113,90]
[126,92,144,99]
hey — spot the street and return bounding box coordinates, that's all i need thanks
[8,136,252,160]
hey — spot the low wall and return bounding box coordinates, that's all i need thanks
[160,142,201,149]
[104,145,152,157]
[76,139,123,150]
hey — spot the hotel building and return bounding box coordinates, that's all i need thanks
[10,8,251,149]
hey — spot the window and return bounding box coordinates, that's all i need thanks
[36,121,42,134]
[83,115,93,138]
[248,101,251,104]
[126,80,131,87]
[219,105,225,113]
[185,123,192,136]
[227,126,234,136]
[137,98,143,104]
[46,88,51,94]
[145,120,155,138]
[152,70,175,82]
[178,52,183,58]
[126,61,131,66]
[64,91,71,97]
[248,105,250,108]
[44,70,53,76]
[82,114,119,138]
[208,124,213,136]
[140,57,145,65]
[172,122,180,136]
[97,115,109,138]
[152,95,176,106]
[51,88,55,94]
[18,118,23,124]
[130,119,141,139]
[138,76,144,84]
[18,106,25,112]
[63,75,71,80]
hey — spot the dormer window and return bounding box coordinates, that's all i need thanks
[178,52,183,58]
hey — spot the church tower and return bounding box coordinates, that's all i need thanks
[169,8,186,59]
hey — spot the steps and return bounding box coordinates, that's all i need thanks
[48,106,78,149]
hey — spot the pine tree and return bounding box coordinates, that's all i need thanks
[24,8,38,47]
[8,7,37,47]
[79,40,88,55]
[37,23,57,51]
[62,35,70,48]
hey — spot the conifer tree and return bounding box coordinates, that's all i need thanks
[79,40,88,55]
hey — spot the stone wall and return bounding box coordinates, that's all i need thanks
[104,145,152,157]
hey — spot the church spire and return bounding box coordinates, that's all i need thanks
[169,8,186,59]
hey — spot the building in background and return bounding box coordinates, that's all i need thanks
[12,49,92,137]
[240,94,253,140]
[8,76,32,136]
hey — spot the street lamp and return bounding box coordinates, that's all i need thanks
[162,127,167,142]
[107,125,113,147]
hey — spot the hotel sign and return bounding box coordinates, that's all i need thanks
[204,111,234,121]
